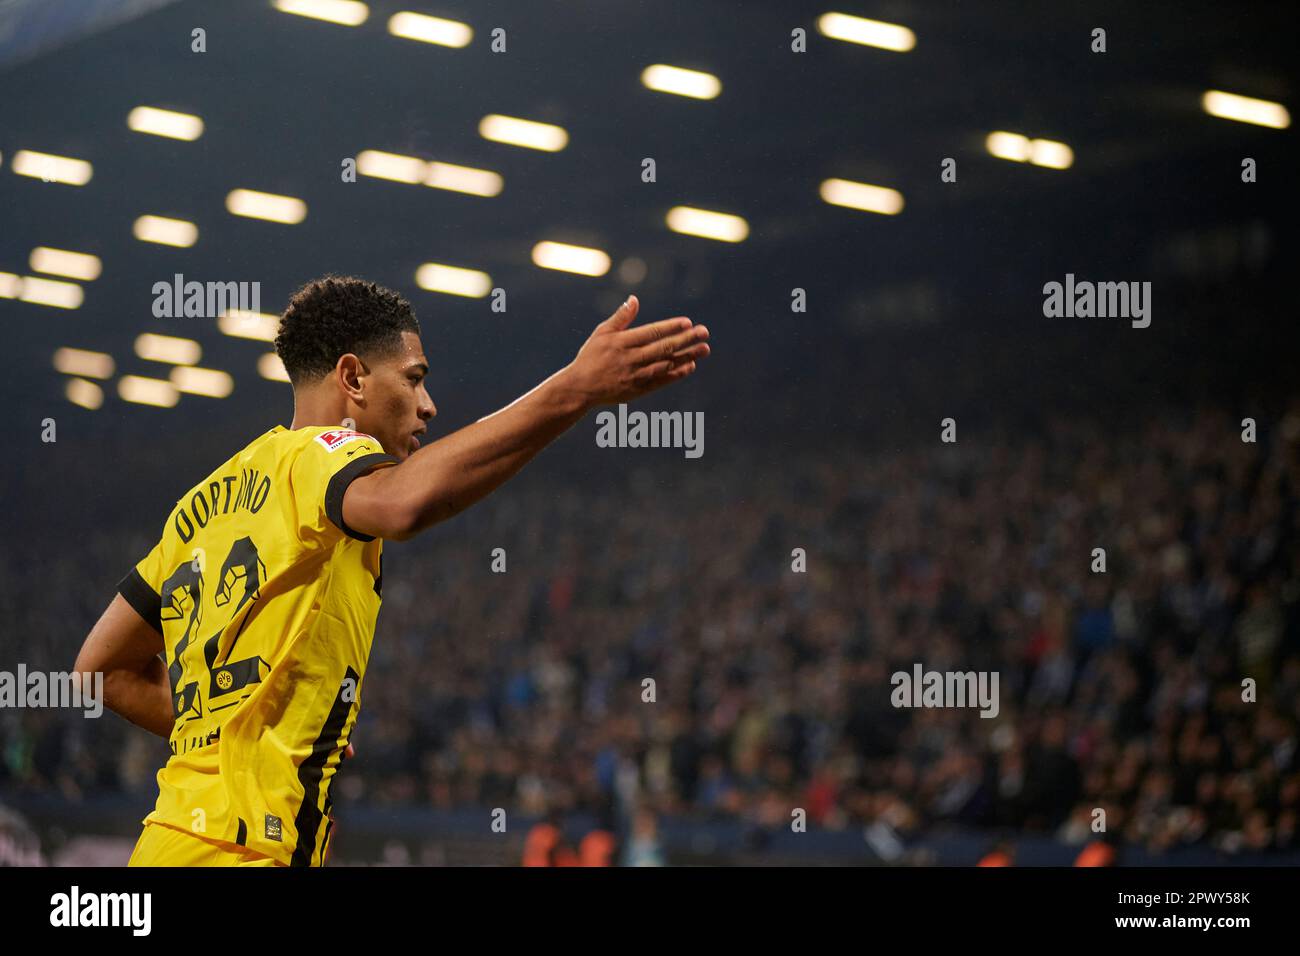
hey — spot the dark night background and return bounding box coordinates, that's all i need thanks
[0,0,1296,866]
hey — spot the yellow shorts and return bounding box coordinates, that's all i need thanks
[127,822,285,867]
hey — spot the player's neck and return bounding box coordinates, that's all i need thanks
[288,387,349,431]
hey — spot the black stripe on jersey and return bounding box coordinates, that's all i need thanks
[290,665,358,867]
[117,567,162,634]
[236,817,247,846]
[320,817,334,865]
[324,452,398,542]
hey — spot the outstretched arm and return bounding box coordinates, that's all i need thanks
[342,295,710,541]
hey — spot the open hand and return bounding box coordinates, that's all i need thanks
[564,295,709,407]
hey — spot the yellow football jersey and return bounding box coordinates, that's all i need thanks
[117,424,398,866]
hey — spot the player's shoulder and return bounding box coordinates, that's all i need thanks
[297,426,383,455]
[281,425,385,463]
[280,427,391,486]
[190,425,386,484]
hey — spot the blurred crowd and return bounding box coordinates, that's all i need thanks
[1,403,1298,861]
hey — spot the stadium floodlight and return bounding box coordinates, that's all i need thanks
[272,0,368,26]
[356,150,426,184]
[479,115,568,152]
[19,276,83,309]
[1202,90,1291,129]
[357,150,428,184]
[531,241,611,276]
[1029,138,1074,169]
[641,64,722,100]
[219,310,279,341]
[0,272,21,297]
[66,378,104,410]
[388,11,472,46]
[135,333,201,365]
[986,131,1073,169]
[53,347,115,379]
[816,12,916,52]
[665,206,750,242]
[819,178,905,215]
[11,150,93,185]
[258,353,291,383]
[986,131,1032,162]
[133,215,199,248]
[415,263,493,298]
[127,106,204,141]
[425,162,503,197]
[118,376,179,407]
[171,366,234,398]
[226,189,307,224]
[30,247,102,281]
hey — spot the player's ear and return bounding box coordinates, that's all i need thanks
[336,353,368,399]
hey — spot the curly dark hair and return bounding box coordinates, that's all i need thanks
[274,275,420,385]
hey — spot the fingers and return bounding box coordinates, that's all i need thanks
[634,357,698,397]
[621,315,691,347]
[631,323,709,366]
[597,294,640,332]
[667,341,710,363]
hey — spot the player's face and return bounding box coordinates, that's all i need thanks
[358,331,436,461]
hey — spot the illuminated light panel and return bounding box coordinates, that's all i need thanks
[415,262,492,298]
[272,0,368,26]
[425,161,503,197]
[641,64,722,100]
[127,106,204,141]
[1029,139,1074,169]
[0,272,23,297]
[665,206,750,242]
[818,178,905,215]
[135,333,201,365]
[388,11,472,46]
[258,353,291,383]
[11,150,93,185]
[133,215,198,247]
[20,276,83,309]
[53,347,114,379]
[479,114,568,152]
[219,309,279,341]
[986,130,1032,162]
[1202,90,1290,129]
[118,376,179,407]
[357,150,428,184]
[30,247,101,281]
[817,12,915,52]
[531,241,611,277]
[171,366,234,398]
[986,131,1073,169]
[66,377,103,410]
[225,189,307,224]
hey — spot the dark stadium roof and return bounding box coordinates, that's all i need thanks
[0,0,1295,435]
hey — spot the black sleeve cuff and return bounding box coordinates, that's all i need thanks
[118,567,163,634]
[325,452,399,542]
